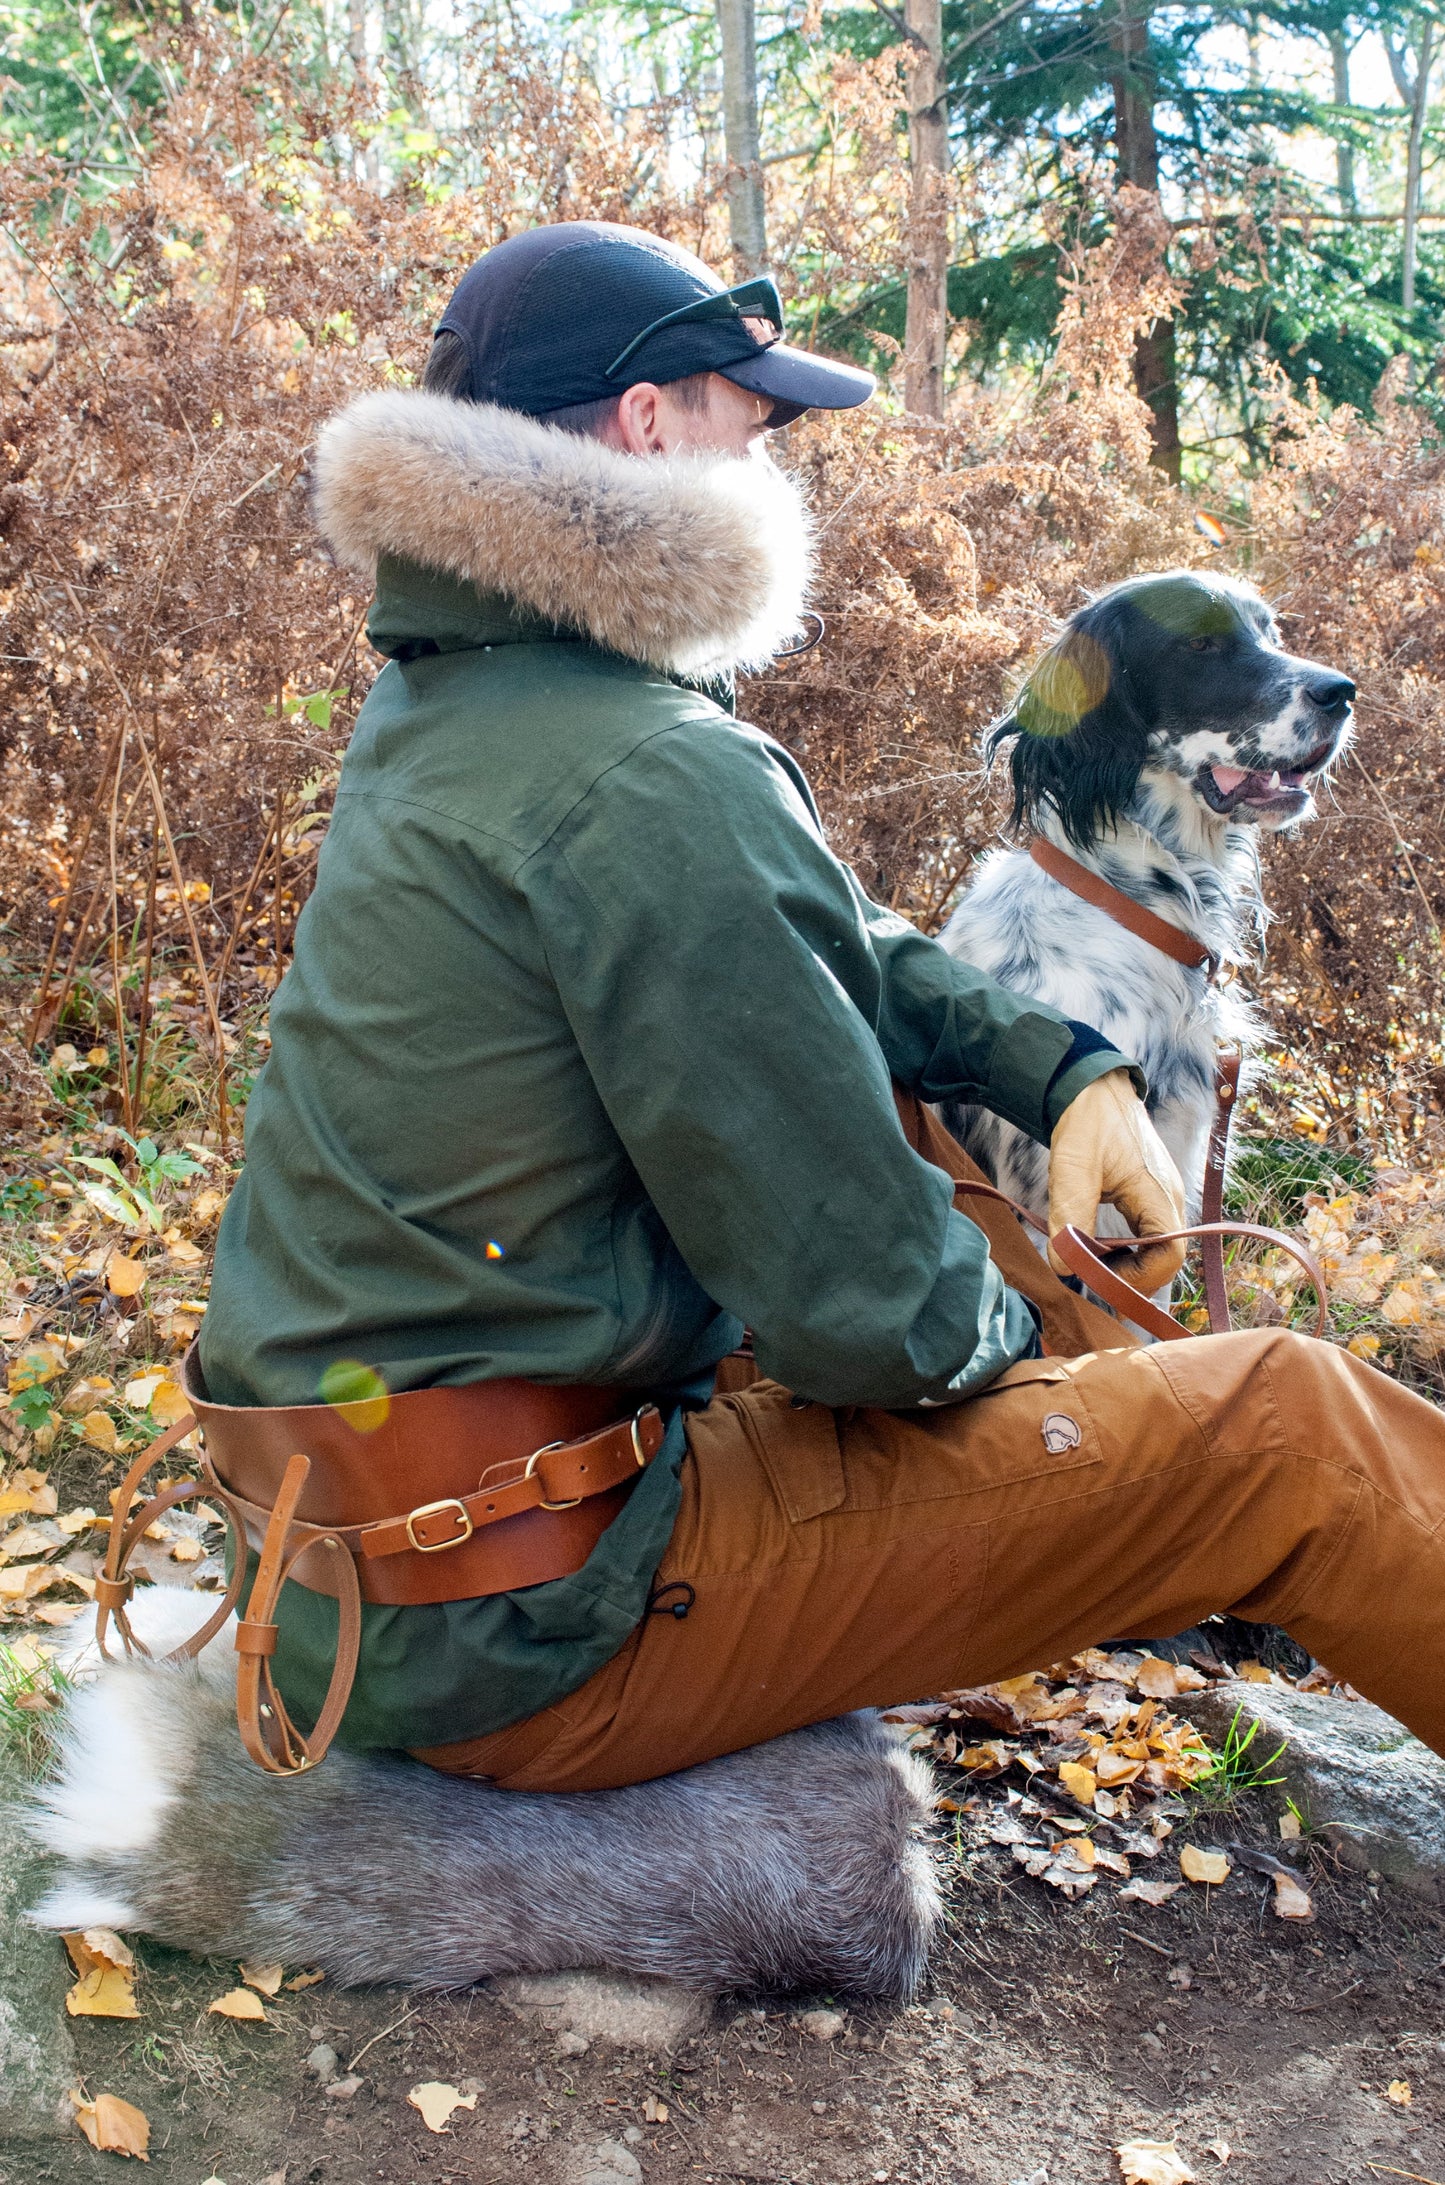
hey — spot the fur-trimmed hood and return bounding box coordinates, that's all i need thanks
[313,389,814,678]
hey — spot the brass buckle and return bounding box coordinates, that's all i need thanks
[523,1442,580,1513]
[404,1497,474,1552]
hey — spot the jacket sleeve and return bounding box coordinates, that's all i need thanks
[525,720,1071,1407]
[862,903,1138,1134]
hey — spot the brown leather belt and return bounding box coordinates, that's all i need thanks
[94,1346,663,1777]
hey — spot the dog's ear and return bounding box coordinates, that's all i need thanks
[989,607,1150,849]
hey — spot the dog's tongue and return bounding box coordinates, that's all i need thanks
[1211,765,1250,796]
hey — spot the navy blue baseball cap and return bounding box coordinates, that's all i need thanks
[434,222,874,428]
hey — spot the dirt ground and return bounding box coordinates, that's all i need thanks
[7,1783,1444,2185]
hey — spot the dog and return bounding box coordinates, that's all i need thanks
[939,571,1354,1239]
[27,1591,940,2000]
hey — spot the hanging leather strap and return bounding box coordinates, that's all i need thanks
[1198,1049,1242,1334]
[951,1178,1328,1345]
[230,1453,362,1775]
[1029,837,1218,977]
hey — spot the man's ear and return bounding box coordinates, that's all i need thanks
[614,382,666,455]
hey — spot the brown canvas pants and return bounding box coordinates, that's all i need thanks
[415,1098,1445,1789]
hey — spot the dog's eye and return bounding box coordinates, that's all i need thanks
[1187,635,1221,653]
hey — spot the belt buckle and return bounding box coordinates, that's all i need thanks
[523,1441,581,1512]
[404,1497,474,1552]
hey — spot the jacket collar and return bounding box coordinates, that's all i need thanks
[313,389,814,678]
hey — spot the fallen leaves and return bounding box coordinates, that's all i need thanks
[1179,1846,1232,1887]
[240,1961,284,1996]
[1387,2080,1413,2106]
[72,2091,151,2160]
[1119,1878,1184,1908]
[63,1930,139,2019]
[408,2082,478,2133]
[1116,2140,1196,2185]
[105,1252,148,1298]
[1271,1869,1315,1920]
[208,1987,268,2021]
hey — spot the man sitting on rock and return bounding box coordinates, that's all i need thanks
[196,222,1445,1788]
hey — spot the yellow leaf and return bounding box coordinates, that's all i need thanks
[1236,1660,1273,1683]
[148,1379,192,1428]
[8,1341,63,1393]
[239,1961,284,1996]
[1096,1750,1146,1786]
[1387,2081,1412,2106]
[1116,2139,1196,2185]
[284,1967,325,1991]
[191,1188,228,1224]
[208,1987,267,2021]
[57,1505,97,1535]
[1180,1845,1232,1886]
[80,1410,118,1453]
[167,1237,205,1267]
[105,1253,148,1298]
[1278,1812,1302,1841]
[408,2081,479,2133]
[1347,1333,1381,1360]
[123,1373,166,1409]
[1271,1870,1314,1921]
[169,1536,203,1562]
[60,1377,114,1414]
[63,1929,138,2019]
[72,2091,151,2160]
[1058,1760,1096,1805]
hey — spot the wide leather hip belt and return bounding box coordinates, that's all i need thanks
[93,1344,663,1777]
[178,1349,660,1608]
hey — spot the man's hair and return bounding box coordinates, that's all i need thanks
[421,328,714,438]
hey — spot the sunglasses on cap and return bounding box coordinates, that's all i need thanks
[605,274,785,382]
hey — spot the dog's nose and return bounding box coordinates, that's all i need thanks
[1307,671,1355,714]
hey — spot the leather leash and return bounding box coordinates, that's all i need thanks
[1029,835,1240,1334]
[950,1176,1328,1345]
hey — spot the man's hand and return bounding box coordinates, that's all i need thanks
[1047,1069,1187,1296]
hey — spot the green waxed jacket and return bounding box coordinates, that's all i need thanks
[200,391,1128,1750]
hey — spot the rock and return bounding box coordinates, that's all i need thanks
[494,1970,710,2051]
[323,2073,363,2101]
[566,2137,644,2185]
[0,1785,78,2140]
[306,2040,340,2082]
[1182,1680,1445,1900]
[796,2007,846,2042]
[555,2027,590,2058]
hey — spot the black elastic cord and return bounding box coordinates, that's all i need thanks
[646,1579,696,1620]
[773,612,825,661]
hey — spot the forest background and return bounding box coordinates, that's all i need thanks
[0,0,1444,1382]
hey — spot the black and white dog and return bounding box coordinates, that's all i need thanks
[940,571,1354,1238]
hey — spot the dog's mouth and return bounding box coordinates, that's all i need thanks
[1196,740,1338,818]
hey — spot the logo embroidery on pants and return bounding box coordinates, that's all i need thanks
[1041,1411,1082,1454]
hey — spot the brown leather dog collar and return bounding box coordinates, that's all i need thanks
[1029,836,1217,978]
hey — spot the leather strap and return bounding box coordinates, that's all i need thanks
[951,1178,1328,1344]
[1199,1049,1241,1333]
[1030,837,1217,977]
[98,1378,663,1777]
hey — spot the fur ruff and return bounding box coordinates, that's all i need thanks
[28,1596,940,2000]
[313,389,814,678]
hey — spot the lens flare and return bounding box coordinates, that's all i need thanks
[317,1357,391,1433]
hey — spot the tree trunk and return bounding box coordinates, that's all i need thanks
[715,0,767,275]
[903,0,949,418]
[1329,30,1357,215]
[1107,0,1179,480]
[347,0,379,185]
[1404,26,1437,312]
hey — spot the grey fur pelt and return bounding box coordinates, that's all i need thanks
[29,1603,940,2000]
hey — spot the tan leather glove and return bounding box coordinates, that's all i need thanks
[1047,1068,1188,1296]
